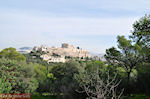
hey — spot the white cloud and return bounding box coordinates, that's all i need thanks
[75,0,150,12]
[0,11,141,53]
[0,12,139,35]
[0,0,148,53]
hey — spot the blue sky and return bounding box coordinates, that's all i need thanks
[0,0,150,53]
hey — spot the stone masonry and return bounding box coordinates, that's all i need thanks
[33,43,91,63]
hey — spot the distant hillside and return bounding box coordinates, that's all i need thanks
[19,47,33,50]
[32,44,91,63]
[90,52,106,61]
[18,47,33,54]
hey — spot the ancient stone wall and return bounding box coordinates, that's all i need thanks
[33,43,91,63]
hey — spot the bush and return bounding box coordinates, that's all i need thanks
[128,94,150,99]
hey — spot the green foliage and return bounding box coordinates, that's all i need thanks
[34,64,47,82]
[75,61,107,88]
[0,47,26,61]
[105,47,121,60]
[136,63,150,95]
[117,36,132,49]
[31,95,57,99]
[0,14,150,98]
[24,53,48,66]
[75,61,108,85]
[75,60,123,99]
[131,15,150,46]
[0,73,12,93]
[85,60,107,76]
[50,60,80,98]
[105,36,143,82]
[130,15,150,62]
[0,58,38,93]
[128,94,150,99]
[103,15,150,96]
[47,73,55,79]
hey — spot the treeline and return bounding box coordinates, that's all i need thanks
[0,15,150,99]
[105,15,150,96]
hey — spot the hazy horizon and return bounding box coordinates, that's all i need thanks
[0,0,150,53]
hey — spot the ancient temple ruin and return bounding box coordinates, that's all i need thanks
[32,43,91,63]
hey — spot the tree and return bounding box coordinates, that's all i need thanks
[33,63,51,94]
[0,58,38,93]
[0,73,12,93]
[104,36,143,93]
[50,60,80,98]
[0,47,26,61]
[85,61,107,73]
[34,64,47,82]
[130,15,150,47]
[36,72,55,95]
[132,17,150,92]
[75,64,123,99]
[136,63,150,95]
[19,62,39,93]
[24,52,48,66]
[130,15,150,62]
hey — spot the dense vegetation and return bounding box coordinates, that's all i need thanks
[0,15,150,99]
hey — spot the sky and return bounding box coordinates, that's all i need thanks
[0,0,150,53]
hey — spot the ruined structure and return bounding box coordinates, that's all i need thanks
[32,43,91,63]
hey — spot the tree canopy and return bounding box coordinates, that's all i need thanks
[0,47,26,61]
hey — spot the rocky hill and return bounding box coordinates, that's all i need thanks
[32,43,91,63]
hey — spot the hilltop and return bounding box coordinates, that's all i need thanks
[32,43,91,63]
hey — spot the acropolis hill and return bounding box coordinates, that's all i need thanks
[32,43,91,63]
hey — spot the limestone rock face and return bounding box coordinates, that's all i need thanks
[40,54,66,63]
[33,43,91,63]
